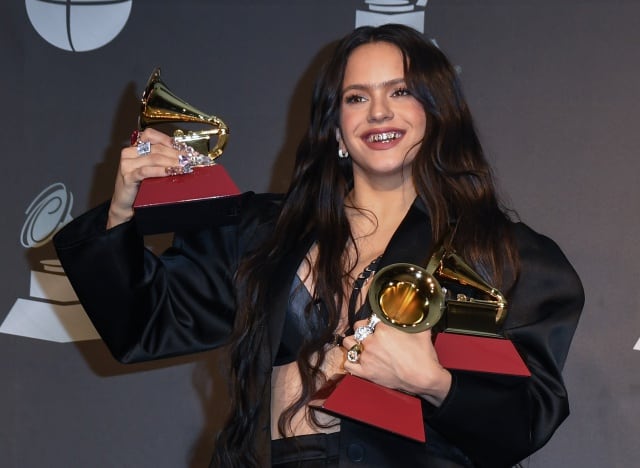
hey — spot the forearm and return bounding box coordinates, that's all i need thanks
[54,202,236,362]
[424,369,539,468]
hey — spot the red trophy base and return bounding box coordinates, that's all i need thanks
[309,374,426,442]
[434,332,530,377]
[309,334,530,442]
[133,165,241,234]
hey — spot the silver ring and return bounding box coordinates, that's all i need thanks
[347,343,363,363]
[172,139,212,168]
[368,314,381,331]
[136,141,151,156]
[177,154,194,174]
[354,325,373,343]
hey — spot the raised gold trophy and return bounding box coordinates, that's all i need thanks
[132,68,241,234]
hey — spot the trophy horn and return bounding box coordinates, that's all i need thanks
[367,263,445,334]
[139,67,229,161]
[367,242,508,337]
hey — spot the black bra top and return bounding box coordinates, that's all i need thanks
[274,274,327,366]
[273,271,374,366]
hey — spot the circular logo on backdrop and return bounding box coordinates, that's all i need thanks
[25,0,132,52]
[20,183,73,248]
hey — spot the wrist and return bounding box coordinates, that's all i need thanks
[411,367,452,407]
[107,202,134,229]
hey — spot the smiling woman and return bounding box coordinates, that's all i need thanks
[53,24,583,468]
[338,41,427,193]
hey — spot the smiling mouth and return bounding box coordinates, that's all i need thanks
[366,131,403,143]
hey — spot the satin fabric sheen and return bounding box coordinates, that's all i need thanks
[53,193,584,467]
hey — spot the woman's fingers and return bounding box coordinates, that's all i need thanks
[342,324,439,389]
[120,145,182,178]
[133,127,175,149]
[107,129,184,228]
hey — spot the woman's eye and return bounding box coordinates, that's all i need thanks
[344,94,366,104]
[392,87,411,97]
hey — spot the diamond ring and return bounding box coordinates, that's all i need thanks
[354,325,374,343]
[136,140,151,156]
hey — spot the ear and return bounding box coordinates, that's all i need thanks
[336,128,348,154]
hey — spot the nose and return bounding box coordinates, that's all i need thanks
[367,95,393,123]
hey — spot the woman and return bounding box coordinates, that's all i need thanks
[54,24,584,467]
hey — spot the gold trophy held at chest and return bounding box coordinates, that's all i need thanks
[311,240,528,443]
[368,241,507,337]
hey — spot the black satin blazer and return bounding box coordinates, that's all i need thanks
[53,193,584,468]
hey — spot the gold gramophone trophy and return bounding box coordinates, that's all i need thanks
[132,68,241,234]
[310,238,529,442]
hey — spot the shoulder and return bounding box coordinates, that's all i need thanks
[237,192,283,232]
[238,192,283,223]
[223,192,284,253]
[173,191,283,239]
[504,221,585,328]
[162,192,285,272]
[510,222,578,276]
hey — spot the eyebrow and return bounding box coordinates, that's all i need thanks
[342,78,406,94]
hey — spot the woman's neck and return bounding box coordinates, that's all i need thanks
[346,182,416,230]
[343,182,416,265]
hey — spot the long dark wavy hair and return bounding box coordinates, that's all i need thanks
[212,24,518,467]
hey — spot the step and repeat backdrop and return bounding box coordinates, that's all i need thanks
[1,1,638,466]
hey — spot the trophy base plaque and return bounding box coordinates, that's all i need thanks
[434,332,530,377]
[133,165,241,235]
[309,374,426,442]
[309,334,529,443]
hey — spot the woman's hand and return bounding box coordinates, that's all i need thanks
[342,319,452,407]
[107,128,182,229]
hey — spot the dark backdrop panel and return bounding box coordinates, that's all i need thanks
[1,1,638,466]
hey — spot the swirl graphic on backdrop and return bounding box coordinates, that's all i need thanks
[356,0,428,33]
[1,183,99,343]
[25,0,132,52]
[20,182,73,248]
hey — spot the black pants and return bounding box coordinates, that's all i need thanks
[272,433,340,467]
[271,430,470,467]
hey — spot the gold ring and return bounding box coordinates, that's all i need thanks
[347,343,363,363]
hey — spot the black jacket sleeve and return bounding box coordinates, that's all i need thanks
[53,192,280,363]
[424,223,584,467]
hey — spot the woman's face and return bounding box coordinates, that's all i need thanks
[338,41,427,187]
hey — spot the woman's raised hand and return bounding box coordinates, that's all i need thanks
[107,128,182,229]
[342,320,452,407]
